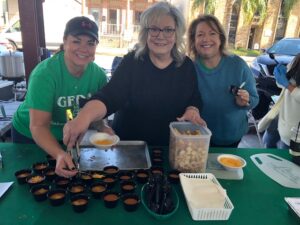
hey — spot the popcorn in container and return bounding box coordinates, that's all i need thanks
[169,122,211,173]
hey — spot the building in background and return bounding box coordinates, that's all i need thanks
[1,0,299,50]
[0,0,82,50]
[85,0,161,48]
[0,0,8,28]
[85,0,192,48]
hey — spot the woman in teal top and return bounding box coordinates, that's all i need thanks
[187,15,259,147]
[12,17,107,178]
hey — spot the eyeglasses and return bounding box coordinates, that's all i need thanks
[147,27,176,38]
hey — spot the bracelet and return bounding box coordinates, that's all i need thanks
[186,106,199,114]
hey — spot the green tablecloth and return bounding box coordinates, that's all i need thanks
[0,143,299,225]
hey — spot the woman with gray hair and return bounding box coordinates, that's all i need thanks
[63,1,206,155]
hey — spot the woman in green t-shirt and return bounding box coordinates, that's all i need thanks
[12,16,107,178]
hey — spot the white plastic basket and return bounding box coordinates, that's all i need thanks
[179,173,234,221]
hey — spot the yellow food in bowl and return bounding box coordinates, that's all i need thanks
[94,139,114,145]
[219,157,243,168]
[90,132,120,148]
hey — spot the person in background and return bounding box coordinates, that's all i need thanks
[63,2,206,153]
[263,53,300,149]
[262,115,280,148]
[12,16,107,178]
[187,14,259,148]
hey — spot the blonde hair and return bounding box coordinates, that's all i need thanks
[134,1,186,67]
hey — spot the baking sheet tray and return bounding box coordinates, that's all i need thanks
[79,141,151,171]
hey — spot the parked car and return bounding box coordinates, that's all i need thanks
[250,38,300,119]
[0,0,84,51]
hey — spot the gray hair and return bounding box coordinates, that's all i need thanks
[134,1,186,67]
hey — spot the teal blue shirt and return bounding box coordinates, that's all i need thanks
[195,54,259,145]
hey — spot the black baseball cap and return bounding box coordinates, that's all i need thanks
[64,16,98,41]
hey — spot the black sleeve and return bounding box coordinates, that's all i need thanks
[186,57,202,110]
[89,52,135,116]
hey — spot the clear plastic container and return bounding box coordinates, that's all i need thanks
[169,122,211,173]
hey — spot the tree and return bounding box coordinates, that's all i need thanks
[192,0,300,24]
[192,0,267,24]
[282,0,300,16]
[192,0,217,14]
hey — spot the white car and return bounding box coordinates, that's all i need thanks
[0,0,85,51]
[0,18,63,51]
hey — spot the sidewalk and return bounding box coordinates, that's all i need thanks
[241,56,255,66]
[96,46,128,56]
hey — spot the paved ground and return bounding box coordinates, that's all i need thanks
[239,130,263,148]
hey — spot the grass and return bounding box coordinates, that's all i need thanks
[229,48,261,57]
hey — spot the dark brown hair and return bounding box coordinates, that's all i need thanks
[188,14,228,60]
[287,53,300,86]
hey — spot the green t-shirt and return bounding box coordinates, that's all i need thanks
[13,51,107,140]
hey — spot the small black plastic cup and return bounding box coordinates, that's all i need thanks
[30,184,50,202]
[32,161,49,174]
[122,193,140,212]
[135,169,149,184]
[48,188,67,206]
[103,165,119,176]
[103,176,117,189]
[68,182,86,196]
[103,191,119,208]
[290,140,300,166]
[15,169,32,184]
[26,174,45,188]
[152,157,163,166]
[118,171,134,181]
[44,167,57,181]
[71,194,89,213]
[54,176,71,189]
[90,182,107,199]
[168,170,180,184]
[91,171,105,182]
[79,173,93,185]
[152,152,163,159]
[229,85,240,96]
[152,148,163,155]
[150,166,164,175]
[120,180,136,194]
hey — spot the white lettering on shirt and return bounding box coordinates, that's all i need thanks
[57,94,92,107]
